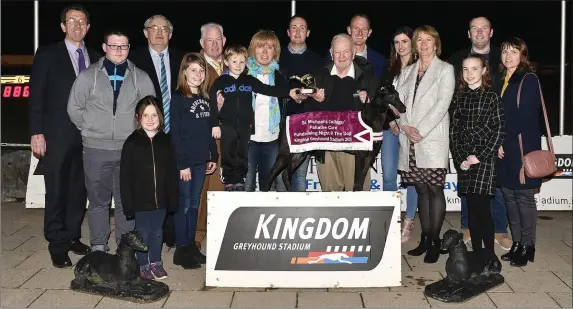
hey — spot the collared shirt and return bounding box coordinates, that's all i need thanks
[149,46,171,96]
[287,44,307,54]
[330,62,356,79]
[204,53,224,76]
[356,45,368,59]
[64,39,90,77]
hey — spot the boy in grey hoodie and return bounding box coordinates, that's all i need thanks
[67,31,156,252]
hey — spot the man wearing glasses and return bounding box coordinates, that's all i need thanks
[129,15,186,248]
[67,31,156,254]
[29,4,101,268]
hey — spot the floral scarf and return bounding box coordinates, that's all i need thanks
[247,56,280,134]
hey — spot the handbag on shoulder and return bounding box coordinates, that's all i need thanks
[517,73,557,184]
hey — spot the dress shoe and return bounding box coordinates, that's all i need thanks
[407,233,429,256]
[510,245,535,267]
[173,245,201,269]
[423,239,441,264]
[501,241,521,261]
[191,245,206,264]
[70,240,91,255]
[51,253,72,268]
[482,256,502,276]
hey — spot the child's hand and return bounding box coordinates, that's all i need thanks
[466,155,480,165]
[212,127,221,139]
[217,90,225,110]
[180,168,191,182]
[206,162,217,175]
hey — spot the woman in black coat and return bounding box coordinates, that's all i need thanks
[495,38,542,267]
[450,54,505,274]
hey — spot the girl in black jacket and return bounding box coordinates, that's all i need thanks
[170,53,219,269]
[120,95,179,280]
[450,54,505,274]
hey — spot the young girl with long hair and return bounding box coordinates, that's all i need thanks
[120,96,179,280]
[450,54,505,274]
[170,53,218,269]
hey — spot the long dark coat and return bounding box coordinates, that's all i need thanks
[450,86,505,196]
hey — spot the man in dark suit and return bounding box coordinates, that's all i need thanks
[325,14,386,79]
[128,14,185,248]
[28,4,101,268]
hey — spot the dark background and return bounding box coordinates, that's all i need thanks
[1,0,572,143]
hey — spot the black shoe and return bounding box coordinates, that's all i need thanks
[224,184,235,191]
[70,240,91,255]
[173,245,201,269]
[423,239,441,264]
[407,233,429,256]
[234,184,245,191]
[191,245,206,264]
[482,256,502,276]
[51,252,72,268]
[510,245,535,267]
[501,241,521,262]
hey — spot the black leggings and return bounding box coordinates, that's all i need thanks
[466,193,495,261]
[414,184,446,240]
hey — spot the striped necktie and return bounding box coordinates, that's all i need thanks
[159,53,170,133]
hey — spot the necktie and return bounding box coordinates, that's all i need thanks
[159,53,170,133]
[212,61,222,75]
[77,48,86,73]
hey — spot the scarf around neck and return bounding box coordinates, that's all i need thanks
[247,56,280,134]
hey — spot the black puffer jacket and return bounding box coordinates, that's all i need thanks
[120,129,179,218]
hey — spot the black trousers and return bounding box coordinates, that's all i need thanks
[220,124,251,184]
[466,193,495,261]
[42,132,87,254]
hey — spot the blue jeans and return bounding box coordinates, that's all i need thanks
[175,163,206,246]
[461,187,508,233]
[287,155,311,192]
[382,129,419,219]
[246,140,284,191]
[135,208,167,266]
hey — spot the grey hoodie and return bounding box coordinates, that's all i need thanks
[67,57,156,150]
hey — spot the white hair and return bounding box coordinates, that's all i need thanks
[144,15,174,33]
[330,33,355,51]
[200,22,225,40]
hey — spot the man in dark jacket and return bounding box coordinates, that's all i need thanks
[447,16,512,250]
[305,34,379,192]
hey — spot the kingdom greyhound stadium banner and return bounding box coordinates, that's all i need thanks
[26,136,572,211]
[206,191,402,288]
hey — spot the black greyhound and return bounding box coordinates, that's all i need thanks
[264,83,407,192]
[441,229,472,285]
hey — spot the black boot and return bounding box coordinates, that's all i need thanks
[482,255,502,276]
[501,241,521,261]
[190,244,206,264]
[510,245,535,267]
[173,245,201,269]
[407,233,429,256]
[423,239,441,264]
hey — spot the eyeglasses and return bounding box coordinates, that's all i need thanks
[146,25,170,33]
[106,44,130,50]
[66,18,87,27]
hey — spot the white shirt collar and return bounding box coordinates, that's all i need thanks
[204,53,223,68]
[149,46,168,58]
[330,62,356,79]
[356,45,368,58]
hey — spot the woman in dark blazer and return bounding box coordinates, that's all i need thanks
[495,37,542,267]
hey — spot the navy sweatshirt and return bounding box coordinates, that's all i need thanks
[170,92,218,170]
[103,58,128,115]
[209,72,290,128]
[279,47,324,115]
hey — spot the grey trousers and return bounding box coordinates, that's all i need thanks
[83,147,135,251]
[500,187,537,246]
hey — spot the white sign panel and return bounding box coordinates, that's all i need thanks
[206,191,401,288]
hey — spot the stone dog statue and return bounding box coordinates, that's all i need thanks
[70,231,169,303]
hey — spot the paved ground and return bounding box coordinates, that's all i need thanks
[1,202,571,308]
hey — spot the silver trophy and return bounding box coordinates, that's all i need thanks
[290,74,318,94]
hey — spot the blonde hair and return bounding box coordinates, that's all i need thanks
[247,30,281,61]
[176,53,210,99]
[223,44,248,61]
[413,25,442,57]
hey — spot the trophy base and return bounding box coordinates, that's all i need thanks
[297,88,316,94]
